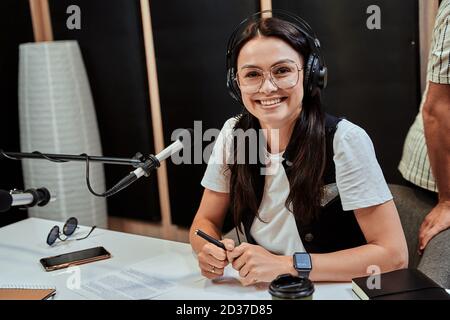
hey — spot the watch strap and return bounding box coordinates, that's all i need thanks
[297,269,310,278]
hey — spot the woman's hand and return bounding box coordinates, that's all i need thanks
[227,243,293,286]
[197,239,235,279]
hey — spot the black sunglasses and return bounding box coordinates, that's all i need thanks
[46,217,96,246]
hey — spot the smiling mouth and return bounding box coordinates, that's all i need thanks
[256,97,288,107]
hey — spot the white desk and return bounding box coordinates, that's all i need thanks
[0,218,354,300]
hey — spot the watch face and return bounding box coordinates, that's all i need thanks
[294,253,311,269]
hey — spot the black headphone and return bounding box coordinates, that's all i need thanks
[226,10,327,103]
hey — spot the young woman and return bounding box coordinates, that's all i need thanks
[189,14,408,286]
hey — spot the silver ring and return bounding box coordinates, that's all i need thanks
[210,266,215,273]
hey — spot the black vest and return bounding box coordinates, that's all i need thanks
[240,114,367,253]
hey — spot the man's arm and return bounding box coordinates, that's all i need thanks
[419,81,450,251]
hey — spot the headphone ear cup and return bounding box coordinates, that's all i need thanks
[318,65,328,90]
[304,54,327,97]
[303,54,315,97]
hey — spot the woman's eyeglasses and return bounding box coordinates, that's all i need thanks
[46,217,96,246]
[236,60,303,94]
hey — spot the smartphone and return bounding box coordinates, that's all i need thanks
[40,246,111,271]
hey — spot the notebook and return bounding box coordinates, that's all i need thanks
[352,268,450,300]
[0,285,56,300]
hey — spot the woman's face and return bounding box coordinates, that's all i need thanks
[236,36,304,128]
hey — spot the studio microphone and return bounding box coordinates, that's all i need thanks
[104,129,194,196]
[0,187,53,213]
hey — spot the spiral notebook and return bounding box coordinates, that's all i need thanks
[0,285,56,300]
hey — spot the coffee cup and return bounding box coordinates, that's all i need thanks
[269,274,314,300]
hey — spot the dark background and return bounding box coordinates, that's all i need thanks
[0,0,33,226]
[1,0,420,229]
[273,0,420,188]
[150,0,259,227]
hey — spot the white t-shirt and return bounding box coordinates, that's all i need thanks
[201,117,392,256]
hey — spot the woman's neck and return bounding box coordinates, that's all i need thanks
[260,113,300,154]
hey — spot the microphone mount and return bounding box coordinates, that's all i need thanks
[0,187,53,212]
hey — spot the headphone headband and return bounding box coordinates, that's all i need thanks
[226,10,327,103]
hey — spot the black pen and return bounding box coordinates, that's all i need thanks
[195,229,226,250]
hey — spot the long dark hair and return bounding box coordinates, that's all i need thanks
[228,17,326,230]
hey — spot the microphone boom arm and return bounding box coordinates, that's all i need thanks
[0,150,145,167]
[0,149,154,198]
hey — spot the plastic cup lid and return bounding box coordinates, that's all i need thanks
[269,274,315,299]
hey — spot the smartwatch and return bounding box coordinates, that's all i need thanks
[293,252,312,278]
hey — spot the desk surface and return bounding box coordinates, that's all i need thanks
[0,218,354,300]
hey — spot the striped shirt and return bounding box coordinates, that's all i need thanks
[399,0,450,192]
